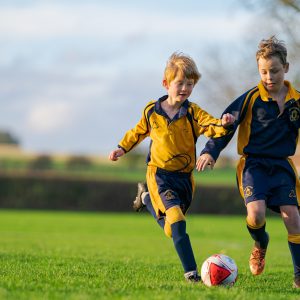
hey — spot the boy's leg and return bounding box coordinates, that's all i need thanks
[143,168,199,281]
[246,200,269,275]
[143,188,165,229]
[280,205,300,288]
[133,182,165,229]
[132,183,198,278]
[166,206,199,281]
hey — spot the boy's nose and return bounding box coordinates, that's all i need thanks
[266,72,273,80]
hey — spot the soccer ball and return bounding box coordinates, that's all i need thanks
[200,254,238,287]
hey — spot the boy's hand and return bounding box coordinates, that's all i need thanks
[108,148,125,161]
[221,113,235,128]
[196,153,215,171]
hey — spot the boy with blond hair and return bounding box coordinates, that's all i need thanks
[109,52,235,282]
[198,36,300,288]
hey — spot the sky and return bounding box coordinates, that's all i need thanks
[0,0,274,157]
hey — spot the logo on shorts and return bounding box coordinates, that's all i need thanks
[164,190,175,200]
[244,186,253,198]
[289,190,296,198]
[289,107,300,122]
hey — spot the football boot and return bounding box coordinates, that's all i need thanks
[132,182,147,212]
[249,234,269,275]
[184,270,201,283]
[293,276,300,288]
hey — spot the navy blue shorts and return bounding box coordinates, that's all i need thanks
[237,156,300,213]
[146,166,194,217]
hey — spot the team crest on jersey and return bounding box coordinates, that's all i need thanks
[289,107,300,122]
[244,186,253,198]
[151,120,159,129]
[164,190,175,200]
[289,190,296,198]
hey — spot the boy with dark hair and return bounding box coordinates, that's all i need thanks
[109,52,235,282]
[198,36,300,288]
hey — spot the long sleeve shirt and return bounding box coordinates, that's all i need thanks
[118,95,230,173]
[201,81,300,161]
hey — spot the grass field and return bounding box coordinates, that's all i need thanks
[0,210,299,300]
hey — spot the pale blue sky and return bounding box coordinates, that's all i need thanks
[0,0,293,156]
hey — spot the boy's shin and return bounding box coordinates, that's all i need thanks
[288,234,300,278]
[246,218,269,249]
[171,220,197,273]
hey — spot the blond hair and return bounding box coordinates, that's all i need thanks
[164,52,201,85]
[256,36,287,65]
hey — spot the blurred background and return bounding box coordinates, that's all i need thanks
[0,0,299,213]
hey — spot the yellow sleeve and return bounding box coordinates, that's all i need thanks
[118,103,152,153]
[192,105,229,138]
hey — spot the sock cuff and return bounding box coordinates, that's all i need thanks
[141,192,149,204]
[288,233,300,244]
[246,217,266,230]
[166,206,185,225]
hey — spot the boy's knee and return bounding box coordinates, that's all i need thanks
[164,206,185,238]
[246,214,265,229]
[246,200,266,226]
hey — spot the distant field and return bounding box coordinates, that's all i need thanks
[0,155,237,186]
[0,210,298,300]
[75,164,237,185]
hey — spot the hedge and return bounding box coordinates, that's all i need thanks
[0,172,249,215]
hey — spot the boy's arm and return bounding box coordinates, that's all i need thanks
[193,107,234,138]
[118,110,150,153]
[221,113,235,128]
[198,92,250,168]
[108,103,152,161]
[108,148,125,161]
[196,153,215,171]
[200,129,235,162]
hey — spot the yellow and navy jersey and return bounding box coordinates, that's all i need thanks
[118,95,230,173]
[201,80,300,160]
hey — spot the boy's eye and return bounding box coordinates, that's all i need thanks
[261,69,279,75]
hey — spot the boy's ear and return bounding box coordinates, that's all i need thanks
[162,79,168,88]
[285,62,289,73]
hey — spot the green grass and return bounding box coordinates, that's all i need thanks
[0,210,298,300]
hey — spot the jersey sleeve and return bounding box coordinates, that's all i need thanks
[192,105,230,138]
[117,103,152,153]
[200,92,250,161]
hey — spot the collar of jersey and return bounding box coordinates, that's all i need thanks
[258,80,300,103]
[155,95,190,119]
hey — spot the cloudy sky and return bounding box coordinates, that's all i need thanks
[0,0,278,157]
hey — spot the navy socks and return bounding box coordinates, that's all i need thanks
[143,192,165,229]
[171,221,197,273]
[288,241,300,278]
[247,223,269,249]
[143,194,196,273]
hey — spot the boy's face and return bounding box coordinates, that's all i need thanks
[258,56,289,95]
[163,73,195,103]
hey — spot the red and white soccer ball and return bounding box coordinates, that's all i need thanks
[200,254,238,287]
